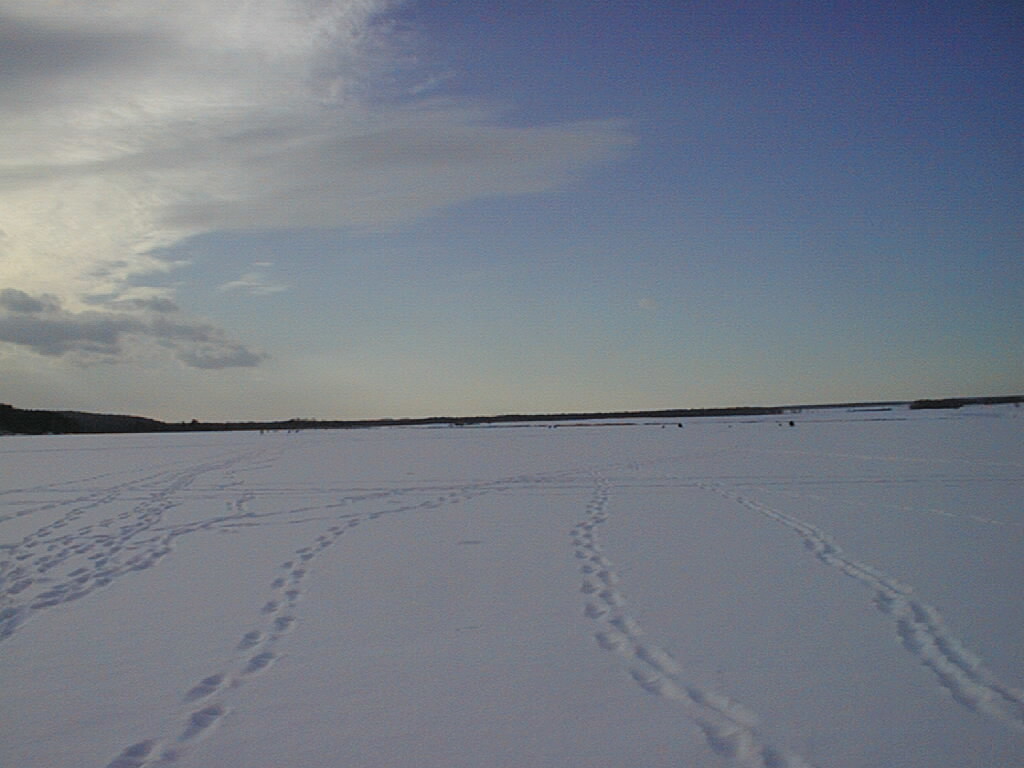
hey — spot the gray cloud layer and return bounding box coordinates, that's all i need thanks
[0,289,265,369]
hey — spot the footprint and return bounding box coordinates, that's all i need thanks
[272,615,295,634]
[242,651,277,676]
[180,703,227,741]
[237,630,264,650]
[686,687,760,728]
[610,615,642,636]
[629,666,684,699]
[261,600,279,614]
[635,644,683,676]
[184,673,226,703]
[595,630,630,652]
[105,739,158,768]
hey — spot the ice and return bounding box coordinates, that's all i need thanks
[1,406,1021,767]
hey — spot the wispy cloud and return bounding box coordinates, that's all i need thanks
[219,268,289,296]
[0,0,632,366]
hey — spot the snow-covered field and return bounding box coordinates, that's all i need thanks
[1,406,1021,768]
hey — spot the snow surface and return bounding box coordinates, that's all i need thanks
[1,406,1022,768]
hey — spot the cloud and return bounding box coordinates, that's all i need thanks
[0,0,631,367]
[0,288,59,314]
[176,343,267,370]
[0,290,265,368]
[116,296,181,313]
[219,268,289,296]
[160,108,631,232]
[0,12,169,109]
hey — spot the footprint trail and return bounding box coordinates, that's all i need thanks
[95,456,572,767]
[700,483,1024,733]
[572,478,818,768]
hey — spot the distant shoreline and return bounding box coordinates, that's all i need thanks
[2,396,1021,436]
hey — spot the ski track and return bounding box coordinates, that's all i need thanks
[0,439,590,767]
[700,483,1024,733]
[572,476,819,768]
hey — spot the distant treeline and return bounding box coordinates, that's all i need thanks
[145,406,794,433]
[0,403,166,434]
[908,395,1024,410]
[3,404,789,434]
[0,404,80,434]
[2,395,1021,435]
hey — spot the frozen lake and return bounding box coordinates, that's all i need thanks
[1,406,1022,767]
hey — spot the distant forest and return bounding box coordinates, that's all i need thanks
[2,396,1022,436]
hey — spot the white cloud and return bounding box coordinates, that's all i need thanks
[0,0,390,302]
[0,0,632,367]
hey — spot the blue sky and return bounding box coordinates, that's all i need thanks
[1,1,1020,421]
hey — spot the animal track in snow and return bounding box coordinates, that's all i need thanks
[571,479,817,768]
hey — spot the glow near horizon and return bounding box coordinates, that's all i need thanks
[0,1,1020,421]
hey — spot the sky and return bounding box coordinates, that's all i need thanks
[1,0,1021,422]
